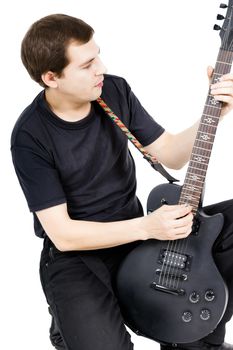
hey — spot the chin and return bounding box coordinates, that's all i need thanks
[91,90,102,101]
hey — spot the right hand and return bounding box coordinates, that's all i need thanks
[140,204,193,241]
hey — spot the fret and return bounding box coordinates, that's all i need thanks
[207,95,221,106]
[207,93,221,98]
[183,184,202,192]
[197,130,215,137]
[180,193,200,201]
[190,157,209,165]
[180,192,201,202]
[196,135,215,144]
[212,76,222,83]
[192,153,209,161]
[187,165,207,175]
[179,195,200,204]
[187,170,205,181]
[178,49,233,213]
[183,182,203,190]
[216,60,232,66]
[195,139,213,146]
[180,190,201,198]
[192,145,212,154]
[203,107,221,116]
[183,176,205,188]
[204,104,221,110]
[189,161,208,169]
[200,121,217,129]
[202,114,219,120]
[179,197,200,205]
[195,141,213,148]
[182,184,202,193]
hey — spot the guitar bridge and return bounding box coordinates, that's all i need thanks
[150,282,185,296]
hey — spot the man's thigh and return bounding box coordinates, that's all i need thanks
[40,244,134,350]
[203,198,233,252]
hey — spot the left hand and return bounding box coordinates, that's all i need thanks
[208,65,233,117]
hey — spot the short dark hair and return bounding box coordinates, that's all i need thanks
[21,14,94,88]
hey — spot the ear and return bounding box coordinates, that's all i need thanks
[41,71,59,88]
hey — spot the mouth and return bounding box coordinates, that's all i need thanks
[95,79,104,88]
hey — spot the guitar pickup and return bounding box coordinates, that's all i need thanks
[158,249,192,271]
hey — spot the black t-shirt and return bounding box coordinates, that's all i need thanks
[11,74,165,238]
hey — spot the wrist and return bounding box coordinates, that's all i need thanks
[134,216,150,241]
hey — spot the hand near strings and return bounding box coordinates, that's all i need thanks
[140,204,193,241]
[208,65,233,117]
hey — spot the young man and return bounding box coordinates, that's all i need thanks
[11,13,233,350]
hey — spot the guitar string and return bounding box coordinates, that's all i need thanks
[160,8,233,289]
[172,65,225,291]
[170,11,233,292]
[160,8,233,291]
[171,38,233,291]
[166,62,226,291]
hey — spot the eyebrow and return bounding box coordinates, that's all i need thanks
[80,47,100,67]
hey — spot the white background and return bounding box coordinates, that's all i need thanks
[1,0,233,348]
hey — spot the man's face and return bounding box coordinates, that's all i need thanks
[55,38,107,104]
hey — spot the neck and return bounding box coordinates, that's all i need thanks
[45,89,91,122]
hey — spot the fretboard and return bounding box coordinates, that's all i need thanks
[179,49,233,214]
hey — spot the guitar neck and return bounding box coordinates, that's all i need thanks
[179,49,233,213]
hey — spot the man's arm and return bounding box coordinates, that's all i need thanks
[145,67,233,170]
[144,120,200,170]
[36,202,193,251]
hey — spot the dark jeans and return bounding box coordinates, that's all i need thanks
[39,199,233,350]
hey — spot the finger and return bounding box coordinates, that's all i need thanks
[162,204,187,210]
[218,73,233,81]
[207,65,214,81]
[168,226,192,240]
[211,88,233,98]
[211,80,233,90]
[172,224,193,237]
[212,94,232,103]
[173,213,193,228]
[167,205,193,220]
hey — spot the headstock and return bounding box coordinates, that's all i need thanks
[214,1,233,50]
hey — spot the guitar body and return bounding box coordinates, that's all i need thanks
[116,183,228,344]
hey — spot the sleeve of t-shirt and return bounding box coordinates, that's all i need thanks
[126,81,165,146]
[11,143,66,212]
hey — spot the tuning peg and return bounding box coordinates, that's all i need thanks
[217,14,225,20]
[213,24,222,30]
[220,3,228,8]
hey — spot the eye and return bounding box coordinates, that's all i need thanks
[83,64,92,70]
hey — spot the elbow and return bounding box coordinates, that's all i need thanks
[172,162,185,170]
[162,160,184,171]
[52,234,78,252]
[47,234,70,252]
[53,240,70,252]
[46,223,76,252]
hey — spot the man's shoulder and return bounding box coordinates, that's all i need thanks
[11,91,43,148]
[103,74,129,91]
[101,74,130,101]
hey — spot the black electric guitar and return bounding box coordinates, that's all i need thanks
[116,2,233,344]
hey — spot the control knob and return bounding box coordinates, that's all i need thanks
[182,311,192,323]
[189,291,200,304]
[205,290,215,302]
[200,309,211,321]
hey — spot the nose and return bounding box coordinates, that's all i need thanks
[94,57,107,75]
